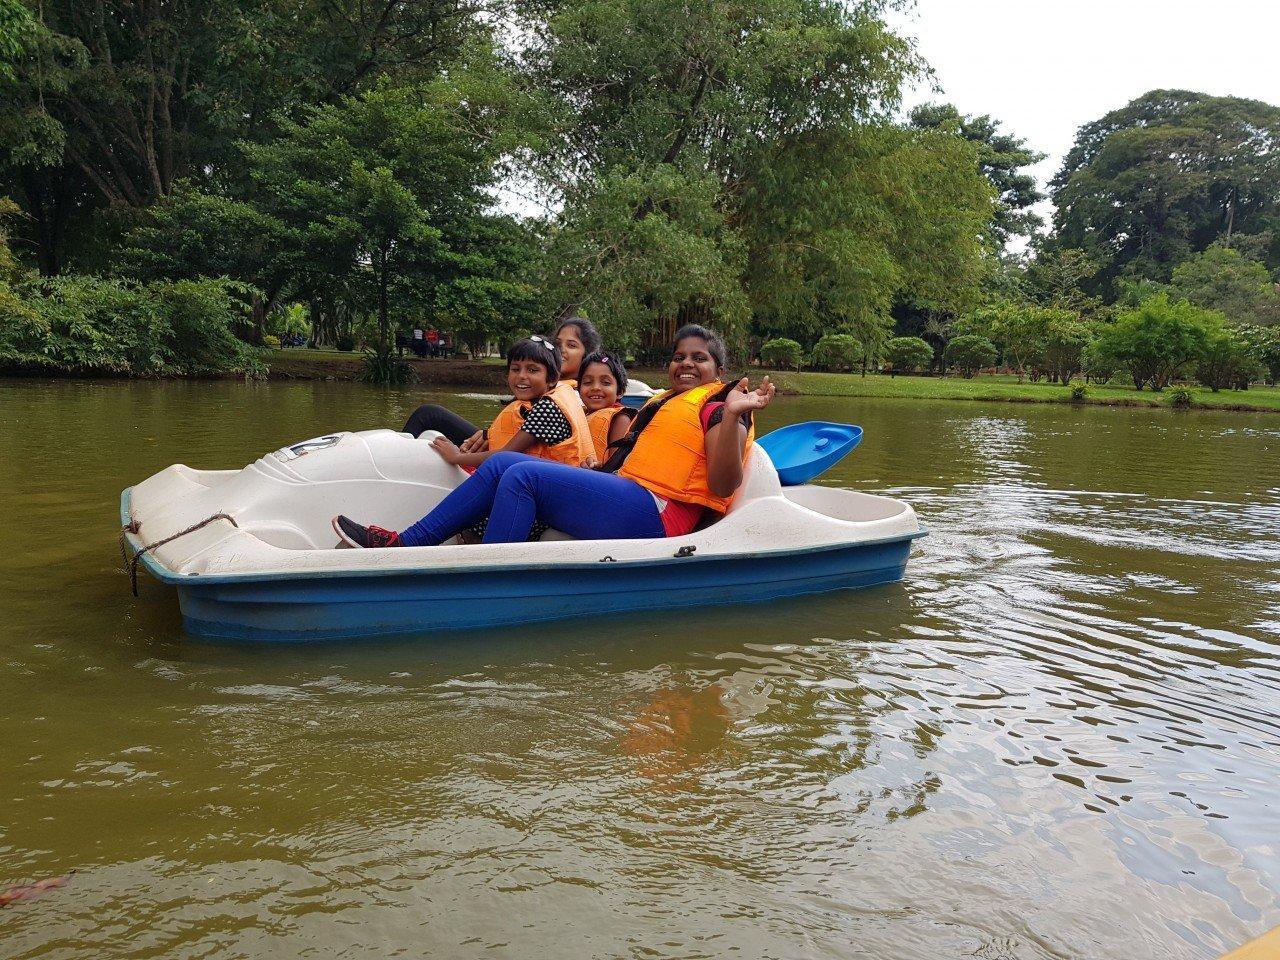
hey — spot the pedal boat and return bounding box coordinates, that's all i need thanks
[119,430,925,641]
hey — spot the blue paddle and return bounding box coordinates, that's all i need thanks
[755,421,863,486]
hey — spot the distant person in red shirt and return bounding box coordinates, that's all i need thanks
[426,327,440,358]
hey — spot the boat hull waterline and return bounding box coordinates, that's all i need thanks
[120,430,925,641]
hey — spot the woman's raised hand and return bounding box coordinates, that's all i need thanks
[459,430,488,453]
[724,375,775,416]
[431,435,464,465]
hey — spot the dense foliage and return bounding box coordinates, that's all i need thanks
[759,338,803,371]
[0,275,261,375]
[810,334,866,373]
[883,336,934,373]
[909,103,1044,247]
[0,4,1277,391]
[943,335,997,378]
[1049,90,1280,295]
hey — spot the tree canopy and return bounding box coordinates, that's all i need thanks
[910,102,1045,248]
[5,0,1279,390]
[527,0,994,350]
[1049,90,1280,294]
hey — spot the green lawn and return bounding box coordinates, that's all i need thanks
[756,370,1280,412]
[263,349,1280,412]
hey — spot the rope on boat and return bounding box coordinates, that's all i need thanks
[119,513,239,597]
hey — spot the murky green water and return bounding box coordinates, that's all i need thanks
[2,379,1278,959]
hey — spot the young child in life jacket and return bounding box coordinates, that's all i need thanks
[427,336,592,470]
[399,317,601,449]
[577,350,637,466]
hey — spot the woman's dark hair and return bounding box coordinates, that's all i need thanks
[578,349,628,393]
[507,335,562,381]
[672,323,728,371]
[553,315,603,356]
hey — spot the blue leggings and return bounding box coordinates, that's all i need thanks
[399,453,666,546]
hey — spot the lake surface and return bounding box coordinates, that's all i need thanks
[1,379,1278,960]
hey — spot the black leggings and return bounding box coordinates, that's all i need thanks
[402,404,480,443]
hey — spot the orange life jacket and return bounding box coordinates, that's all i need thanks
[586,404,631,462]
[488,381,592,465]
[618,381,754,513]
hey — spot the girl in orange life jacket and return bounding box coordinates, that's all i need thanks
[401,316,601,452]
[578,350,636,465]
[331,325,774,549]
[424,336,592,471]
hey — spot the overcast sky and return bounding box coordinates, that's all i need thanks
[891,0,1280,238]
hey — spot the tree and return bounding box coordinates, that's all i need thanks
[1095,294,1217,390]
[943,334,996,377]
[0,0,488,275]
[760,338,803,371]
[238,67,525,358]
[985,306,1046,380]
[744,126,992,353]
[117,187,291,342]
[1233,324,1280,383]
[884,336,933,374]
[1023,247,1102,314]
[1051,90,1280,293]
[525,0,993,350]
[1169,244,1280,327]
[1196,326,1265,391]
[910,102,1044,248]
[1039,309,1091,384]
[1081,335,1120,384]
[810,334,862,372]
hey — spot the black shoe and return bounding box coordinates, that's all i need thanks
[331,515,403,548]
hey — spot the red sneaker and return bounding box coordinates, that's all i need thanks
[331,515,403,548]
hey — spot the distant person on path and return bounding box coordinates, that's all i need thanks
[426,327,440,358]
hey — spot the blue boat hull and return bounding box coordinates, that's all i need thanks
[172,536,918,642]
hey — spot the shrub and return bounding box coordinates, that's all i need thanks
[0,275,261,376]
[759,337,803,370]
[1195,327,1265,391]
[335,332,356,352]
[262,334,281,349]
[360,342,413,385]
[943,334,997,378]
[1070,384,1088,403]
[884,336,934,374]
[1094,294,1215,391]
[1081,337,1119,384]
[810,334,861,372]
[1166,386,1194,409]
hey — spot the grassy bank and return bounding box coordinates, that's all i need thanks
[753,370,1280,413]
[262,349,1280,413]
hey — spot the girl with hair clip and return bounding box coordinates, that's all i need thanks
[399,316,602,456]
[577,349,636,464]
